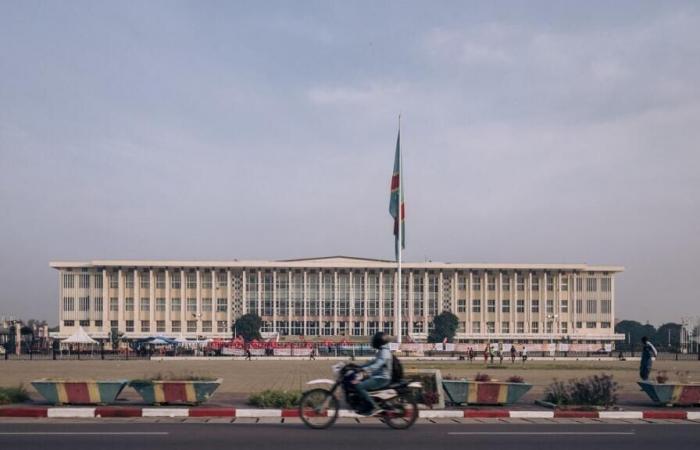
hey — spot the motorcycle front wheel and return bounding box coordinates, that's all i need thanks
[383,394,418,430]
[299,388,339,429]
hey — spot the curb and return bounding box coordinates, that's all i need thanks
[0,407,698,420]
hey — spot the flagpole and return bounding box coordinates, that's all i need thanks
[397,114,402,345]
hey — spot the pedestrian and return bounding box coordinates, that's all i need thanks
[489,347,495,364]
[483,344,489,363]
[245,343,252,361]
[498,349,503,364]
[510,344,516,363]
[639,336,657,380]
[309,347,316,360]
[521,345,528,364]
[468,347,474,362]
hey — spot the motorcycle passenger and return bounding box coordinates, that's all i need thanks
[356,332,392,415]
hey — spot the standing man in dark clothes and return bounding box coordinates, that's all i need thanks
[639,336,657,380]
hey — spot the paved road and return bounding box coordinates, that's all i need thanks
[1,422,698,450]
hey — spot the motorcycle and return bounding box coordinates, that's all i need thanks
[299,362,422,430]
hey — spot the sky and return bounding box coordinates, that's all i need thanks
[1,1,699,325]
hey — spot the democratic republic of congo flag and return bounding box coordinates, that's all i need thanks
[389,128,405,260]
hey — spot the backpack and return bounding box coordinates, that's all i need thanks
[390,353,404,383]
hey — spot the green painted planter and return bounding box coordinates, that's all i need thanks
[129,379,222,405]
[638,381,700,406]
[442,380,532,405]
[31,379,128,405]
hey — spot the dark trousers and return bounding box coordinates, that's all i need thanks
[640,364,651,380]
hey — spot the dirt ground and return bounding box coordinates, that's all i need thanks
[1,359,698,407]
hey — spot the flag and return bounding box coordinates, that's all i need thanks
[389,128,405,260]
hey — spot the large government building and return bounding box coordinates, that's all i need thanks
[50,257,624,346]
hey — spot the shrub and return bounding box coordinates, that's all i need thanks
[543,374,618,407]
[474,373,491,382]
[0,385,30,405]
[248,390,301,408]
[506,375,525,383]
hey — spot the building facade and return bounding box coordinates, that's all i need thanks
[50,257,624,345]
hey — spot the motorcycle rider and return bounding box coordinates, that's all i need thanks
[355,331,393,415]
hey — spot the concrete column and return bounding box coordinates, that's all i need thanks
[288,271,292,336]
[196,269,202,334]
[333,271,338,335]
[149,269,155,329]
[117,269,124,331]
[363,270,369,334]
[102,269,108,333]
[303,270,308,335]
[165,269,171,333]
[180,269,185,335]
[378,271,384,326]
[227,270,232,336]
[134,269,140,331]
[272,271,277,333]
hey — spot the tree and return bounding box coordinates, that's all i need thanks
[655,323,682,352]
[614,320,656,351]
[428,311,459,343]
[233,313,262,342]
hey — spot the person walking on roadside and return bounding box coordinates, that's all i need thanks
[639,336,658,380]
[510,344,517,363]
[521,345,528,364]
[483,344,489,363]
[309,346,316,360]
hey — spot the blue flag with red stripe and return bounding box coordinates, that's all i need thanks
[389,129,405,260]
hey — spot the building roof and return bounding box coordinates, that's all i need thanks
[49,256,624,272]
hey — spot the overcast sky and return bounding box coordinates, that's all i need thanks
[1,1,699,325]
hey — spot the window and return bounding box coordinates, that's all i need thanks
[472,321,481,333]
[79,297,89,312]
[217,320,228,333]
[202,298,212,312]
[110,320,118,329]
[156,298,166,312]
[502,299,511,313]
[140,273,150,289]
[126,320,134,332]
[457,299,467,313]
[561,278,569,292]
[172,320,181,333]
[517,277,525,291]
[140,298,150,312]
[458,276,467,290]
[531,299,539,313]
[110,298,118,312]
[546,299,554,314]
[125,298,134,312]
[575,321,582,329]
[486,321,495,333]
[125,273,134,289]
[487,299,496,313]
[171,272,181,289]
[516,299,525,313]
[217,272,227,288]
[202,320,212,333]
[94,320,103,327]
[109,273,119,288]
[531,277,540,291]
[187,298,197,312]
[472,299,481,313]
[63,273,75,289]
[156,320,165,333]
[601,321,611,328]
[516,321,524,333]
[586,278,597,292]
[601,277,611,292]
[601,299,611,314]
[586,299,597,314]
[501,321,510,333]
[94,297,103,312]
[547,276,554,291]
[63,320,75,327]
[141,320,150,332]
[187,320,197,332]
[156,272,165,289]
[79,274,90,289]
[488,276,496,291]
[561,300,568,313]
[586,321,597,328]
[95,274,103,289]
[561,322,568,333]
[546,321,553,333]
[216,298,227,312]
[472,276,481,291]
[202,273,212,289]
[186,272,196,289]
[576,299,583,314]
[576,277,583,292]
[502,276,510,291]
[171,298,181,312]
[531,321,539,333]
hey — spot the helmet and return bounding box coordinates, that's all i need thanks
[371,332,389,349]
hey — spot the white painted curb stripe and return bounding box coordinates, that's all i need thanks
[338,409,363,418]
[687,411,700,421]
[142,408,189,417]
[419,410,464,418]
[235,409,282,417]
[509,411,554,419]
[47,408,96,418]
[598,411,643,419]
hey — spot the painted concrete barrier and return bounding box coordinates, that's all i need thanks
[31,380,128,405]
[129,378,222,405]
[638,381,700,406]
[442,380,532,406]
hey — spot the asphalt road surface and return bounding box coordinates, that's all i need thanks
[0,422,698,450]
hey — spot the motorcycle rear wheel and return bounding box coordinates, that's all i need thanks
[299,388,339,429]
[383,394,418,430]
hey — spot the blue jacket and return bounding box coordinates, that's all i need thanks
[362,345,392,380]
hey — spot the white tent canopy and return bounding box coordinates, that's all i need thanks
[62,326,98,344]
